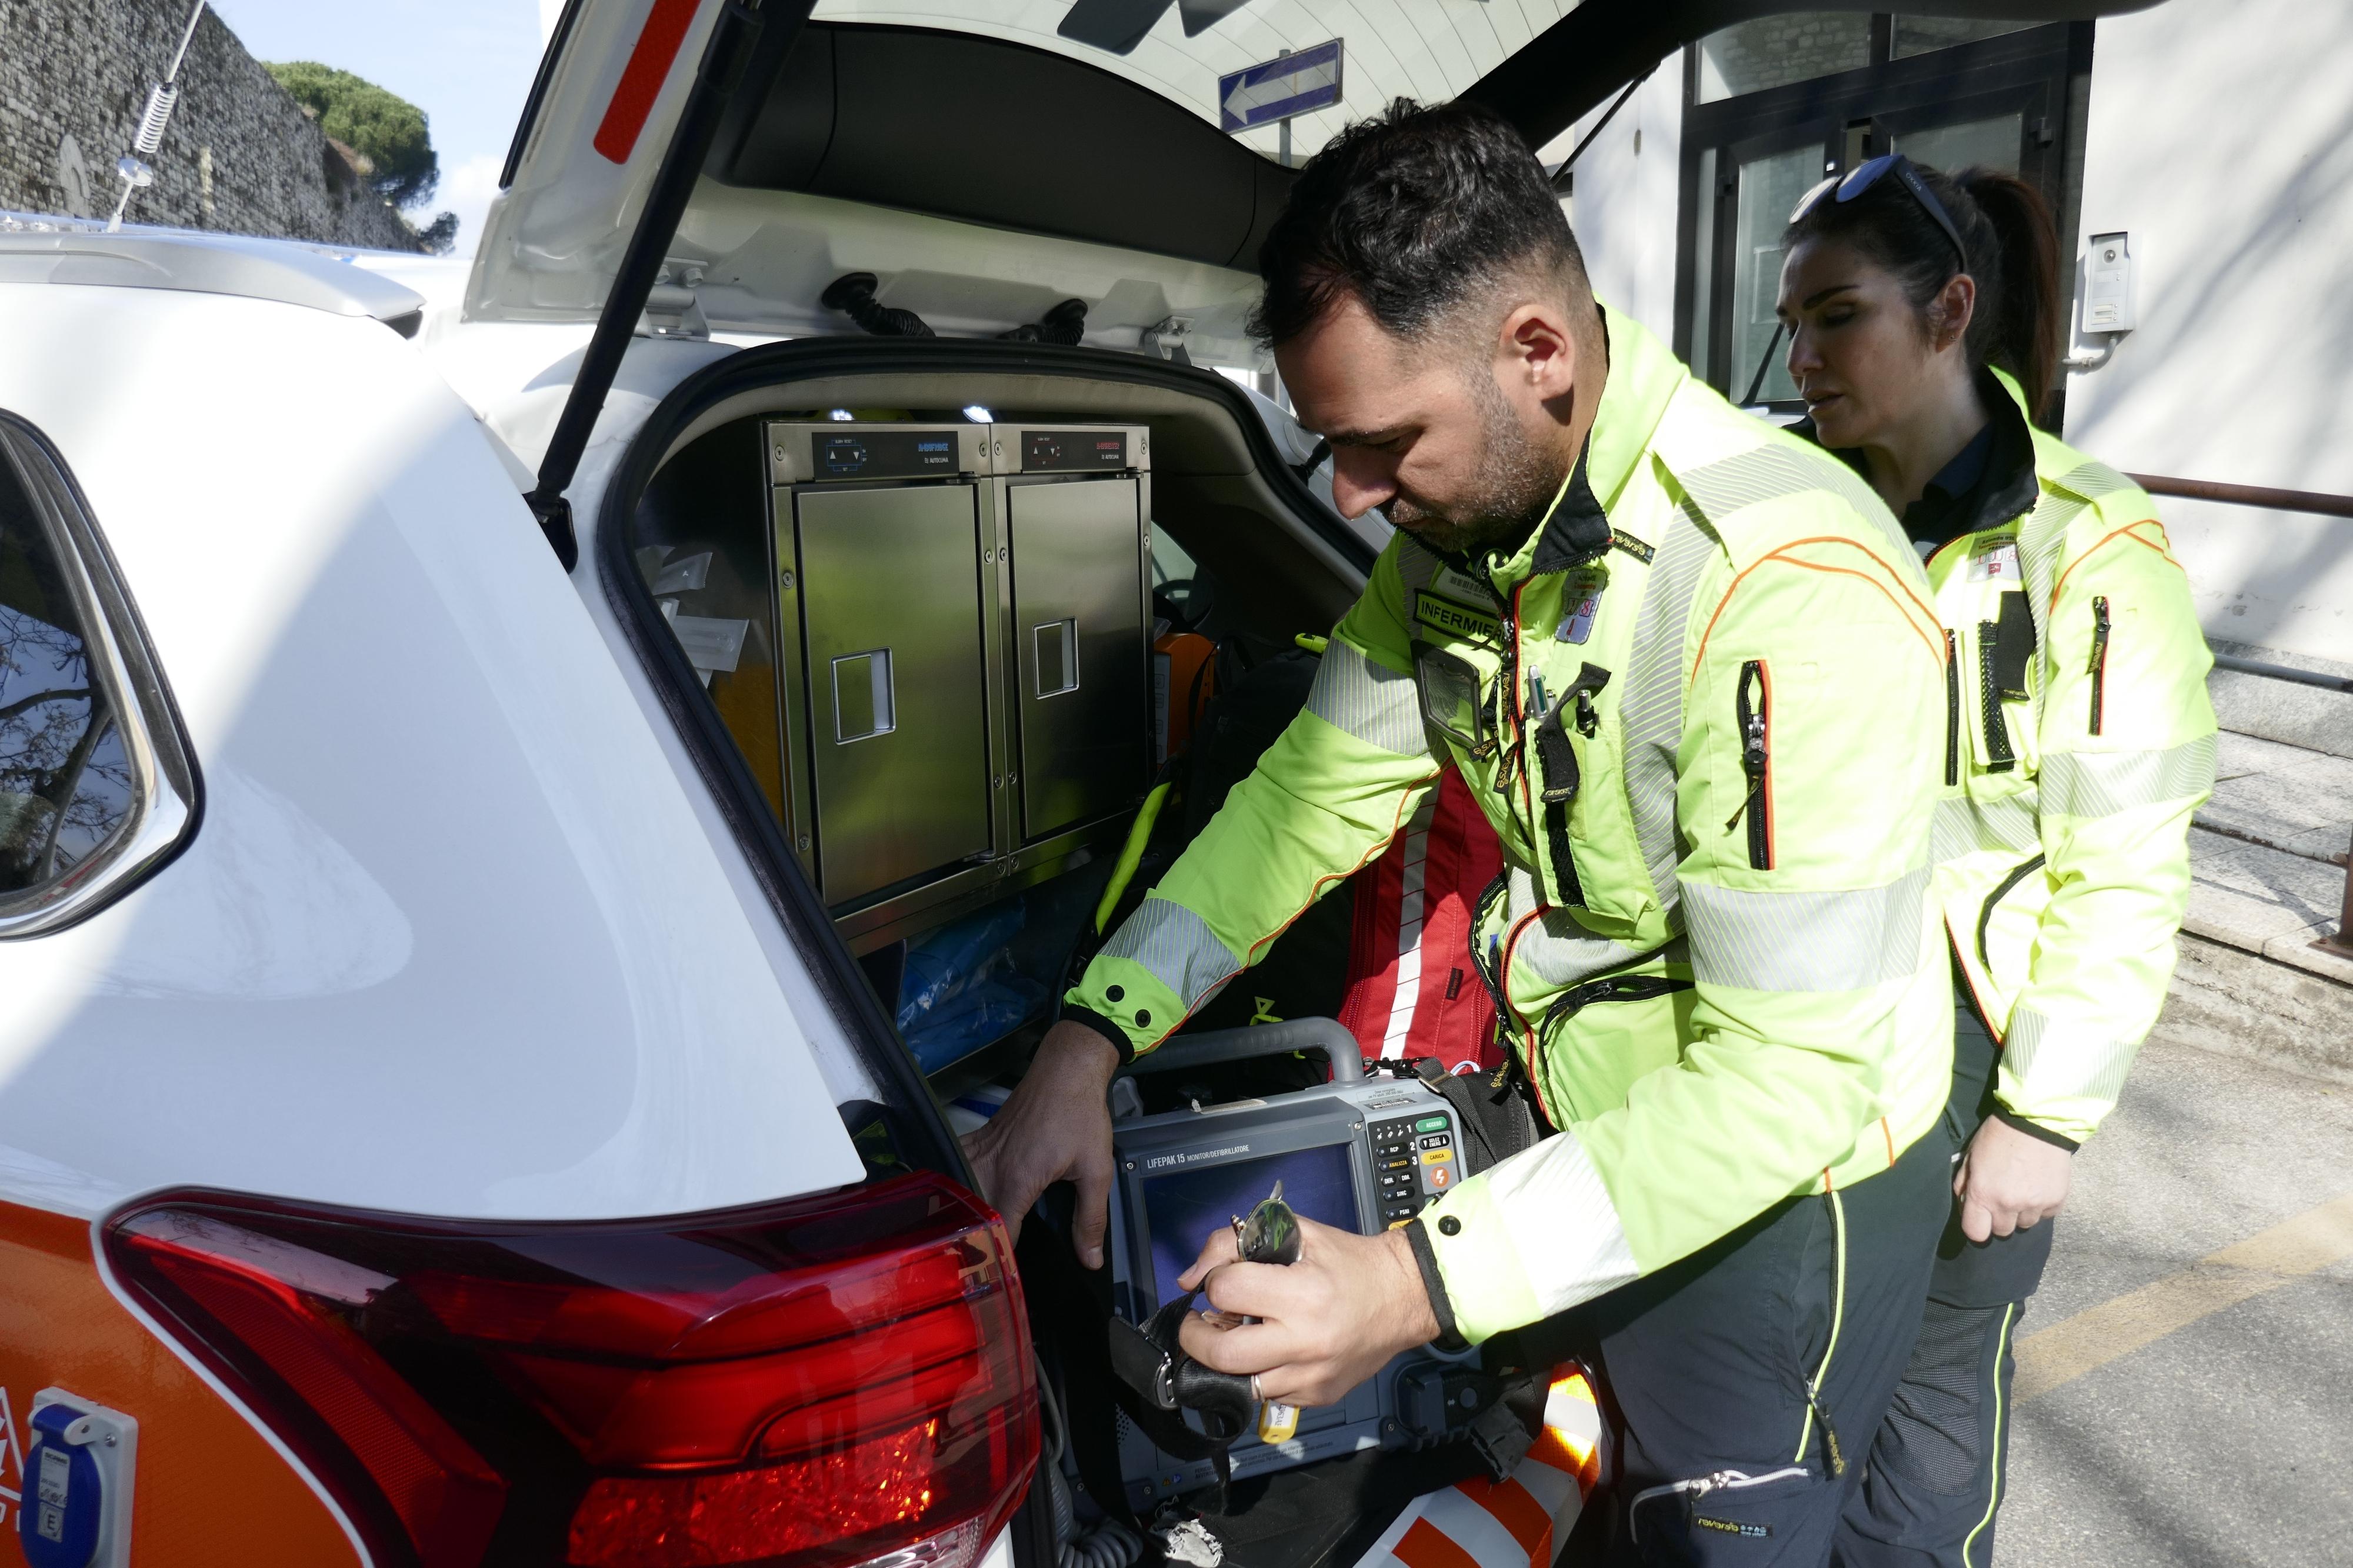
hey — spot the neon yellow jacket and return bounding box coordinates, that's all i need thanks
[1916,371,2215,1147]
[1069,310,1954,1343]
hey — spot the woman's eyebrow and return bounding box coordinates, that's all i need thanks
[1802,282,1862,309]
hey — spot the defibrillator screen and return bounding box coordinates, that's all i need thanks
[1141,1142,1358,1308]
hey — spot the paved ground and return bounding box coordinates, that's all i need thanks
[2000,1030,2353,1566]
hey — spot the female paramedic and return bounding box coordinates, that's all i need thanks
[1773,158,2217,1566]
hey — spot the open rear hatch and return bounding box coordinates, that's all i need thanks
[471,5,2155,1565]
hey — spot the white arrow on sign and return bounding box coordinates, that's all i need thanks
[1219,39,1344,132]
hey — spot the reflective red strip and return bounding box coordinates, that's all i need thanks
[1391,1517,1484,1568]
[593,0,701,164]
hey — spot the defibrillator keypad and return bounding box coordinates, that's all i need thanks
[1370,1111,1458,1222]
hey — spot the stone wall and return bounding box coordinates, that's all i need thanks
[0,0,419,250]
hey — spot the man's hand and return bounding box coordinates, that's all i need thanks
[962,1022,1122,1266]
[1955,1116,2073,1242]
[1173,1215,1439,1407]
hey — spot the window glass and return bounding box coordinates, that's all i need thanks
[1729,143,1822,404]
[0,452,133,896]
[1891,17,2038,58]
[1889,113,2025,178]
[1695,14,1873,104]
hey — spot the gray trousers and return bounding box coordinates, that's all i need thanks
[1830,998,2055,1568]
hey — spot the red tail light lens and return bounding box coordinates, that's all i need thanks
[107,1172,1038,1568]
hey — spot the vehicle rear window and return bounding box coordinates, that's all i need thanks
[0,455,133,893]
[0,415,193,933]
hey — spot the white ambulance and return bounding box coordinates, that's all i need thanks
[0,3,2135,1565]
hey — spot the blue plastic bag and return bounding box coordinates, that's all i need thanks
[896,901,1026,1032]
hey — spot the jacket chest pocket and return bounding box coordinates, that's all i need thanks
[1962,588,2040,779]
[1526,656,1642,920]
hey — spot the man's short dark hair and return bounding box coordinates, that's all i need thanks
[1251,98,1588,348]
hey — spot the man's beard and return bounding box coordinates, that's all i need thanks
[1384,375,1571,559]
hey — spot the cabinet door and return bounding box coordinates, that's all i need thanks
[795,483,992,905]
[1006,478,1148,842]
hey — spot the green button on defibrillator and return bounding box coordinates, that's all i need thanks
[1415,1115,1448,1133]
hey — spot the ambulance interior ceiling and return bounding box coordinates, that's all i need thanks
[695,4,2157,267]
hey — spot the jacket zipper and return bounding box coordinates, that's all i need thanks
[1944,629,1961,786]
[2088,595,2111,736]
[1723,659,1772,869]
[1977,619,2017,773]
[1629,1466,1811,1543]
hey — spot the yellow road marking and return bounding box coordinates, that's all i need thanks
[2015,1193,2353,1402]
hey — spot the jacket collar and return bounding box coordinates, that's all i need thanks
[1795,364,2041,542]
[1480,304,1688,588]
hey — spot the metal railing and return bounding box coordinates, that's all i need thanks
[2131,472,2353,956]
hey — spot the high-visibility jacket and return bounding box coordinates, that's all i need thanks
[1067,309,1954,1345]
[1903,369,2215,1148]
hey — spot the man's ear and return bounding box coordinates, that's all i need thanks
[1496,299,1581,403]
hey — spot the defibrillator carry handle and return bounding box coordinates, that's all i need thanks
[1119,1017,1365,1082]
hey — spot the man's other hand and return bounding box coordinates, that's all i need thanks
[962,1022,1122,1266]
[1955,1116,2074,1242]
[1173,1215,1440,1407]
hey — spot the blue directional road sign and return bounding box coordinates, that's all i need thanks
[1218,39,1344,134]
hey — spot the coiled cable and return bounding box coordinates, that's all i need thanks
[1035,1356,1144,1568]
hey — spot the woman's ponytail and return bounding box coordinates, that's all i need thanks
[1957,168,2063,423]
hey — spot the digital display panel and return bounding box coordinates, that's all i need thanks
[811,430,962,480]
[1140,1143,1358,1309]
[1023,430,1128,471]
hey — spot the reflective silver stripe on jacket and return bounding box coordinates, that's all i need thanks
[1682,866,1930,993]
[1932,792,2042,865]
[2000,1005,2137,1107]
[2017,490,2087,652]
[1101,895,1240,1011]
[2037,735,2218,819]
[1306,639,1431,756]
[1620,499,1719,912]
[1675,442,1909,561]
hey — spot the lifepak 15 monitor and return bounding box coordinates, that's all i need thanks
[1106,1074,1476,1508]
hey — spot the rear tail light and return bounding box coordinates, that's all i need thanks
[106,1172,1038,1568]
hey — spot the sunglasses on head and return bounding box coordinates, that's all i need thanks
[1789,153,1968,271]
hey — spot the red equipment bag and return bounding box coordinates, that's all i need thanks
[1337,766,1505,1075]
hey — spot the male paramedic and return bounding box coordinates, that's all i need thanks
[968,99,1957,1562]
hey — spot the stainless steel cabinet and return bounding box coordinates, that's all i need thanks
[792,483,992,904]
[754,421,1151,948]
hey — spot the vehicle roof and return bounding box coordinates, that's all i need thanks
[0,216,430,329]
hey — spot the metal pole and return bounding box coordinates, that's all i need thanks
[2317,828,2353,960]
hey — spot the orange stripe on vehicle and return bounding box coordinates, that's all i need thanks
[1883,1116,1896,1166]
[0,1199,362,1566]
[593,0,702,164]
[1392,1516,1486,1568]
[1458,1475,1554,1565]
[2048,518,2187,610]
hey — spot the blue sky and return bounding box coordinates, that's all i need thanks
[205,0,552,253]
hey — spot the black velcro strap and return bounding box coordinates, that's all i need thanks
[1991,591,2035,700]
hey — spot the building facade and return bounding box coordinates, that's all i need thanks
[1551,0,2353,669]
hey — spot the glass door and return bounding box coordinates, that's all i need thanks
[1676,17,2086,412]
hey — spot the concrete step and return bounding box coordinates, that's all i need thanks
[2154,732,2353,1085]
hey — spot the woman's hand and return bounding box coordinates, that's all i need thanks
[1174,1215,1441,1407]
[1955,1116,2074,1242]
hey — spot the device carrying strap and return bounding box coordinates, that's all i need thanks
[1104,1289,1252,1501]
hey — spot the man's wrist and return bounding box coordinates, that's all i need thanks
[1056,1006,1137,1068]
[1384,1225,1446,1349]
